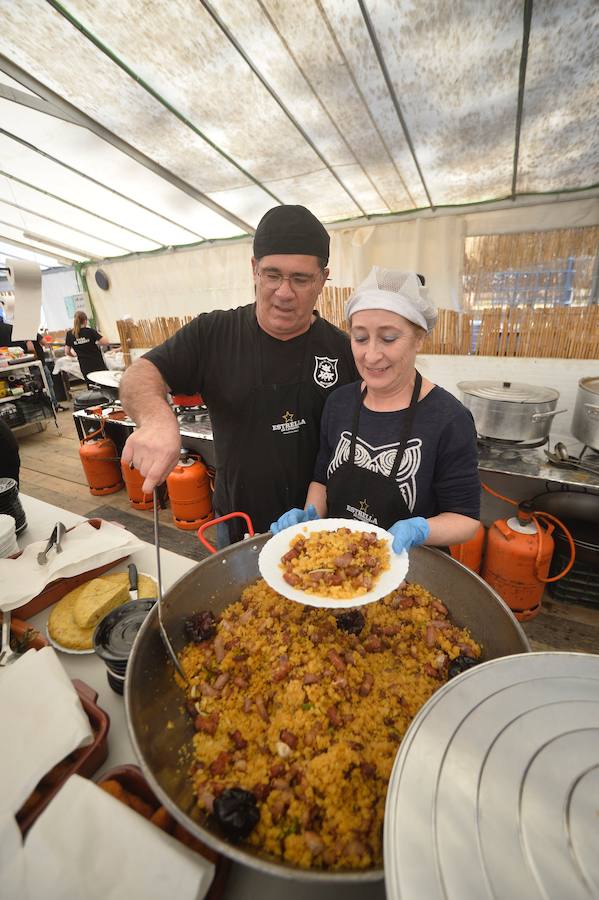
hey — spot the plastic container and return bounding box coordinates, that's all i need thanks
[93,599,156,694]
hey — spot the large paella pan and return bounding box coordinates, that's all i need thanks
[125,537,529,883]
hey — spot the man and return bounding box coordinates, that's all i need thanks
[120,204,358,544]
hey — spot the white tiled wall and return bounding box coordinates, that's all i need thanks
[418,355,599,451]
[417,355,599,523]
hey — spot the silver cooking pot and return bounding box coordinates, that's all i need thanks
[458,380,566,442]
[571,376,599,452]
[125,536,529,883]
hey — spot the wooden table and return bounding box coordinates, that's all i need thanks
[18,495,385,900]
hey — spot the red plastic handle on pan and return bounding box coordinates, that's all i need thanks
[197,512,255,554]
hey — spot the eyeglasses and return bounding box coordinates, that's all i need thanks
[256,269,320,292]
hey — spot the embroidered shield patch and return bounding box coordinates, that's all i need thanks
[313,356,339,389]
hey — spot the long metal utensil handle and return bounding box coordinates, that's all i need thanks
[153,488,187,680]
[0,609,12,665]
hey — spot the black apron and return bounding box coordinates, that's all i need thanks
[217,324,323,543]
[327,371,422,530]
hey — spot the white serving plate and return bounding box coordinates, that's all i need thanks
[258,517,408,609]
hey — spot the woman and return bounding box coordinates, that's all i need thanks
[64,311,110,386]
[271,267,480,554]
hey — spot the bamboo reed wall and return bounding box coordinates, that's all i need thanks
[116,296,598,364]
[464,226,599,310]
[474,305,599,359]
[316,286,352,333]
[116,316,193,365]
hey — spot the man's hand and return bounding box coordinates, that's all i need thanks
[121,417,181,494]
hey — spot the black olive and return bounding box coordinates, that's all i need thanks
[185,610,217,643]
[213,787,260,841]
[335,609,365,635]
[447,654,479,679]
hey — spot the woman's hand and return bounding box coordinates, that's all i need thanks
[270,504,319,534]
[388,517,430,553]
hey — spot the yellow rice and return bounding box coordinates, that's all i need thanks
[179,579,481,870]
[280,527,390,598]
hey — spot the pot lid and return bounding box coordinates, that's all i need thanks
[579,376,599,395]
[384,652,599,900]
[457,380,559,403]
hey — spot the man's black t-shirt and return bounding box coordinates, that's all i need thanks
[145,304,358,536]
[314,381,481,520]
[65,327,106,377]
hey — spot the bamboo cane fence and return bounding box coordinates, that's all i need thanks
[316,286,352,333]
[116,316,193,365]
[115,299,597,364]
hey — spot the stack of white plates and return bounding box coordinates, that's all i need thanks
[384,652,599,900]
[0,512,18,558]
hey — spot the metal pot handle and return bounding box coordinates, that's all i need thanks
[197,512,255,554]
[584,403,599,421]
[531,409,567,422]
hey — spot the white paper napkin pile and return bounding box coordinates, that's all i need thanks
[0,520,145,611]
[0,646,93,815]
[23,775,214,900]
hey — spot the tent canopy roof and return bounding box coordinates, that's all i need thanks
[1,0,597,266]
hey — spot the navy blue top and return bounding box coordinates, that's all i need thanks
[313,381,481,520]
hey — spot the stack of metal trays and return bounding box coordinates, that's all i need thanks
[384,652,599,900]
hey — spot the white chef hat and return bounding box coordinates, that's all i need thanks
[345,267,437,332]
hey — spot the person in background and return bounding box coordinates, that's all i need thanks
[271,267,481,555]
[120,204,358,546]
[0,318,64,413]
[64,311,110,386]
[0,416,20,486]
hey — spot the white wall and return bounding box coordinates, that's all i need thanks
[419,355,598,452]
[419,354,599,522]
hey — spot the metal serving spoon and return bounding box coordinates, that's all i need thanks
[153,488,187,681]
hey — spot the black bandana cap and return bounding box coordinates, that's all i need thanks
[253,205,330,265]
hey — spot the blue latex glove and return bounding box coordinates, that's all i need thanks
[388,516,430,554]
[270,503,319,535]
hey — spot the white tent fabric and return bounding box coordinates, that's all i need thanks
[0,0,597,267]
[86,194,599,341]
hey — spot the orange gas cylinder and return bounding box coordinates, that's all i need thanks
[79,427,123,496]
[121,460,153,510]
[449,523,485,573]
[166,452,212,530]
[481,508,554,621]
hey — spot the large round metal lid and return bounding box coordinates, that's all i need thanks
[457,380,559,403]
[579,376,599,395]
[384,652,599,900]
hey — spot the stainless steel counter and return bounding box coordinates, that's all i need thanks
[477,444,599,490]
[73,407,216,467]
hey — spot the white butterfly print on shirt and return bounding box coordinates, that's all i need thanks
[327,432,422,512]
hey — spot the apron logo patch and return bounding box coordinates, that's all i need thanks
[272,410,307,434]
[346,499,378,525]
[313,356,339,389]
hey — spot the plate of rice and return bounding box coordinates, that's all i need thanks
[259,518,409,609]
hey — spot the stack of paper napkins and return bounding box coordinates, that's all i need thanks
[0,647,93,814]
[0,520,145,611]
[0,647,214,900]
